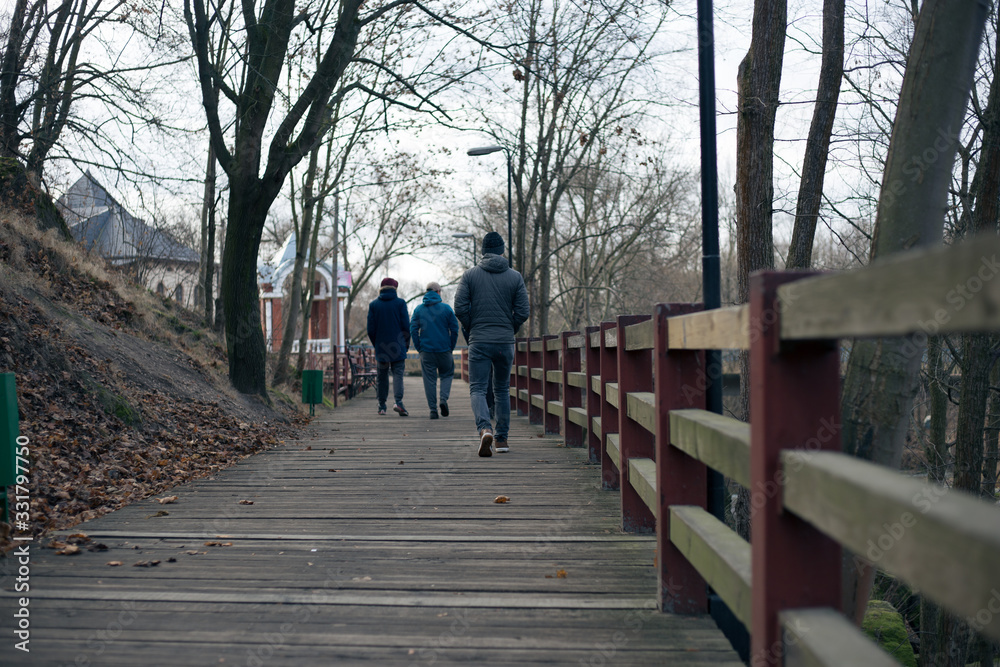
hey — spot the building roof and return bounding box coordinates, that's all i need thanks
[57,171,199,265]
[257,232,351,289]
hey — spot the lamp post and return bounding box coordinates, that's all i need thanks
[451,232,476,266]
[466,144,513,271]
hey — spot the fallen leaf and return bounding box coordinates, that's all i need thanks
[107,561,123,566]
[146,510,170,518]
[398,461,404,465]
[305,446,312,450]
[556,569,568,579]
[328,469,339,472]
[133,561,150,567]
[167,557,177,563]
[55,545,80,555]
[157,495,178,504]
[494,496,510,504]
[239,500,254,505]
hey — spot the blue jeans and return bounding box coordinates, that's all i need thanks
[420,351,454,411]
[468,342,513,438]
[376,360,405,407]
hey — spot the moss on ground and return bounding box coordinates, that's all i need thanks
[863,600,918,667]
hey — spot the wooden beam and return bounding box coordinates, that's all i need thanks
[626,392,657,436]
[566,371,587,388]
[568,407,588,428]
[530,368,543,380]
[605,382,619,409]
[669,506,752,627]
[566,334,586,349]
[529,339,543,352]
[780,609,899,667]
[669,409,751,488]
[530,394,544,409]
[667,305,749,350]
[779,233,1000,340]
[624,318,655,351]
[783,450,1000,643]
[606,433,621,472]
[628,458,658,518]
[547,400,562,416]
[545,370,561,383]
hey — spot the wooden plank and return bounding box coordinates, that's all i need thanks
[545,337,561,352]
[517,364,527,377]
[529,339,543,352]
[606,433,621,471]
[566,334,586,349]
[589,330,601,348]
[669,506,752,628]
[568,407,588,428]
[517,341,528,352]
[781,609,899,667]
[518,389,529,403]
[628,458,658,518]
[605,382,619,408]
[591,375,601,395]
[667,305,749,350]
[547,400,562,416]
[592,415,602,440]
[782,450,1000,643]
[566,371,587,388]
[546,370,561,383]
[624,318,655,351]
[604,327,618,348]
[779,233,1000,340]
[530,393,544,409]
[530,368,543,380]
[626,391,657,435]
[669,409,751,488]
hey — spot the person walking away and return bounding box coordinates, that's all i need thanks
[454,232,530,457]
[367,277,410,416]
[410,281,460,419]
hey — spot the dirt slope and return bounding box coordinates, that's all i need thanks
[0,201,306,550]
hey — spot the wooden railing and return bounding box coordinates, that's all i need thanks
[503,234,1000,666]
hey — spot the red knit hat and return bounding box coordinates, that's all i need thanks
[380,277,398,290]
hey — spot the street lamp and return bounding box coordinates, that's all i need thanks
[451,232,476,266]
[466,144,513,271]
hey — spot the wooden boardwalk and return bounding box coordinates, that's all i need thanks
[2,377,741,665]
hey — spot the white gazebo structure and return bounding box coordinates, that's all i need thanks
[257,234,351,357]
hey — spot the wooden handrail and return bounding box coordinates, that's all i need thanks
[497,235,1000,662]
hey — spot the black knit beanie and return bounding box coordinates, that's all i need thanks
[482,232,504,256]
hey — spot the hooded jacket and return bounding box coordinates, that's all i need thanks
[410,290,459,353]
[367,288,410,363]
[453,254,530,345]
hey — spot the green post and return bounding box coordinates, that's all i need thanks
[1,373,19,524]
[301,370,324,416]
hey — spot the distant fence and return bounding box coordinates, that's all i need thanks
[465,235,1000,665]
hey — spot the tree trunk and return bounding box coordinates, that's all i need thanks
[926,335,949,483]
[839,0,989,625]
[732,0,786,541]
[984,355,1000,500]
[199,143,218,326]
[786,0,844,269]
[222,178,271,399]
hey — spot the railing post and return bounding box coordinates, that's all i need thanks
[585,325,602,463]
[528,337,543,425]
[654,303,708,613]
[561,331,583,448]
[515,338,529,416]
[750,272,842,665]
[542,334,561,435]
[617,314,654,532]
[599,321,619,490]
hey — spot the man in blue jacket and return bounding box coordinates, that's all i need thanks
[410,281,460,419]
[367,277,410,416]
[454,232,530,456]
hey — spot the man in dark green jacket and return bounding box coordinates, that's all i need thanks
[454,232,530,457]
[410,281,460,419]
[367,277,410,416]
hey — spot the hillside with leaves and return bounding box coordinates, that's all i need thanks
[0,189,306,550]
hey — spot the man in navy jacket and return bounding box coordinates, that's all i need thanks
[367,277,410,416]
[410,281,460,419]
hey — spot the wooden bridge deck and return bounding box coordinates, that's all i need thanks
[2,377,741,666]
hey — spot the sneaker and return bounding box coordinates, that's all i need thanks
[393,403,409,417]
[430,410,439,419]
[439,401,449,417]
[478,429,494,458]
[378,405,387,415]
[494,438,509,453]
